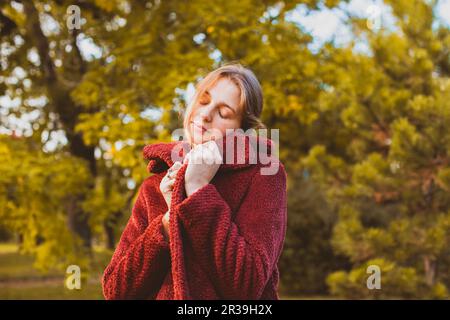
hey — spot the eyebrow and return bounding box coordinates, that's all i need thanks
[204,90,236,114]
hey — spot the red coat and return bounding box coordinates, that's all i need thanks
[102,132,288,300]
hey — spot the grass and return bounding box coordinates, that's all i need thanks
[0,282,104,300]
[0,243,331,300]
[0,243,109,299]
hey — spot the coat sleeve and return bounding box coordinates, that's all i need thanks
[175,165,287,299]
[102,176,170,300]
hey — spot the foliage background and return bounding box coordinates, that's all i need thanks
[0,0,449,299]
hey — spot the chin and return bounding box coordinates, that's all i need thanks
[189,130,206,145]
[189,126,223,145]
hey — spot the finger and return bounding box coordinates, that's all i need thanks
[167,165,180,178]
[171,162,182,174]
[169,171,179,179]
[161,174,173,184]
[201,144,219,164]
[192,150,204,165]
[167,170,177,179]
[205,140,221,158]
[167,178,175,187]
[183,152,192,164]
[163,169,176,182]
[160,183,172,193]
[171,161,182,170]
[204,140,216,150]
[165,167,174,177]
[161,178,175,191]
[210,143,223,163]
[174,161,182,167]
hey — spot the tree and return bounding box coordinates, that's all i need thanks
[1,0,336,279]
[303,0,450,298]
[3,0,447,299]
[0,134,91,270]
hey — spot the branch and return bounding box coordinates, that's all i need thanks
[53,0,116,20]
[70,28,87,75]
[0,10,18,37]
[23,1,57,84]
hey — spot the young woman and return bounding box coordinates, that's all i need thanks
[102,63,288,300]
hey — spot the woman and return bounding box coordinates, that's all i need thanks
[102,62,287,300]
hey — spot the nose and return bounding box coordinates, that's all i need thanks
[199,105,213,122]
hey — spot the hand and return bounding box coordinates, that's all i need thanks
[159,162,182,242]
[159,161,182,210]
[183,141,222,197]
[162,210,170,241]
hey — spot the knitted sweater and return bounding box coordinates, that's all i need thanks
[102,132,288,300]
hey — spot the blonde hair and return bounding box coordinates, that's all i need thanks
[183,62,265,143]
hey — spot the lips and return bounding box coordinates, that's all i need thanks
[192,121,207,133]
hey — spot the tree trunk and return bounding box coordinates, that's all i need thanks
[66,195,93,250]
[423,255,436,286]
[23,1,95,251]
[104,221,116,250]
[103,210,124,250]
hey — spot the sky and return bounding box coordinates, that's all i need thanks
[75,0,450,58]
[287,0,450,52]
[3,0,446,73]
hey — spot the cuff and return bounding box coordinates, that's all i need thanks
[175,183,226,229]
[146,213,170,249]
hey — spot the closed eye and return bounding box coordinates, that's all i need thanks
[199,90,237,117]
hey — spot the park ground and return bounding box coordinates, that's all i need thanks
[0,243,325,300]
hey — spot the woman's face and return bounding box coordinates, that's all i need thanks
[189,78,242,145]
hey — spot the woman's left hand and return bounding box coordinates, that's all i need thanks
[183,141,222,197]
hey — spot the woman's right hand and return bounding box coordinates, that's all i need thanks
[159,161,182,209]
[159,161,182,240]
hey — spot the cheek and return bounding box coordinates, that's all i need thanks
[190,109,200,121]
[214,118,241,134]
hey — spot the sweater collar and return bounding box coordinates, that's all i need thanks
[142,131,276,174]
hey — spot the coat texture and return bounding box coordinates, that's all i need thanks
[102,132,287,300]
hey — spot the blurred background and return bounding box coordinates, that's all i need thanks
[0,0,449,299]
